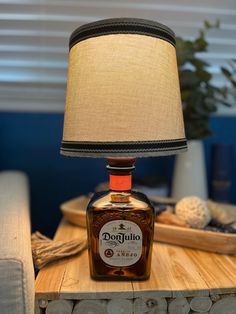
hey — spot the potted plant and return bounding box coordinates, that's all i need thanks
[172,21,235,199]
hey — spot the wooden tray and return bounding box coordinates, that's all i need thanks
[60,195,236,255]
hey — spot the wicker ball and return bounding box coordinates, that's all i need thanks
[175,196,211,229]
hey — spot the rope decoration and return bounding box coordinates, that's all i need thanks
[31,231,87,270]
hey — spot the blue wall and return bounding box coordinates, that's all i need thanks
[0,112,235,236]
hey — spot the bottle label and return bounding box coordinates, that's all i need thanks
[110,175,131,191]
[99,219,142,267]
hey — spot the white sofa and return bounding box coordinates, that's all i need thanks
[0,171,35,314]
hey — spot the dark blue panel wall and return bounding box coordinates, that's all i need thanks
[205,117,236,203]
[0,112,171,236]
[0,112,235,236]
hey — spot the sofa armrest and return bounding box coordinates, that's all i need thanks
[0,171,34,314]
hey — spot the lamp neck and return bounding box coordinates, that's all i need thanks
[106,158,136,192]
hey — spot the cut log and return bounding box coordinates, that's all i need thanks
[190,297,212,312]
[210,295,220,302]
[34,301,42,314]
[38,298,48,309]
[134,297,167,314]
[46,300,74,314]
[72,300,107,314]
[107,298,133,314]
[168,298,190,314]
[209,297,236,313]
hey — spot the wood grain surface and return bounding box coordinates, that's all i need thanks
[35,220,236,303]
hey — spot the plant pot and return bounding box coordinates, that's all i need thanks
[171,140,208,200]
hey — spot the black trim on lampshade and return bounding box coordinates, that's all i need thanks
[69,18,176,50]
[60,139,187,158]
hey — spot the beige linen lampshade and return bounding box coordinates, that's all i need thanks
[61,18,187,157]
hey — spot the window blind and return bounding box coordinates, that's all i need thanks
[0,0,235,113]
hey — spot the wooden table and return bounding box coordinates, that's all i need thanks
[35,220,236,314]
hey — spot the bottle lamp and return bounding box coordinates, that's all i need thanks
[61,18,187,280]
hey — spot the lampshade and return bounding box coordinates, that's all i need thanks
[61,18,187,157]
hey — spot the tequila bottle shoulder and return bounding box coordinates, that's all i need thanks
[88,190,153,211]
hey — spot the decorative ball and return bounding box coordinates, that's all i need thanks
[175,196,211,229]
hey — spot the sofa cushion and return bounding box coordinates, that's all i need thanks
[0,171,34,314]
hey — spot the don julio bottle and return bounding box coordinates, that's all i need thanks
[86,158,154,280]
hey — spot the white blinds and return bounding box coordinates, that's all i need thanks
[0,0,236,113]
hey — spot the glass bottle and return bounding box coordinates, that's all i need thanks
[86,158,154,280]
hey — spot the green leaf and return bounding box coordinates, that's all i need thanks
[221,67,232,79]
[196,69,212,82]
[231,80,236,88]
[190,58,210,69]
[193,37,207,52]
[204,19,220,30]
[216,99,232,107]
[180,90,192,101]
[179,70,201,88]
